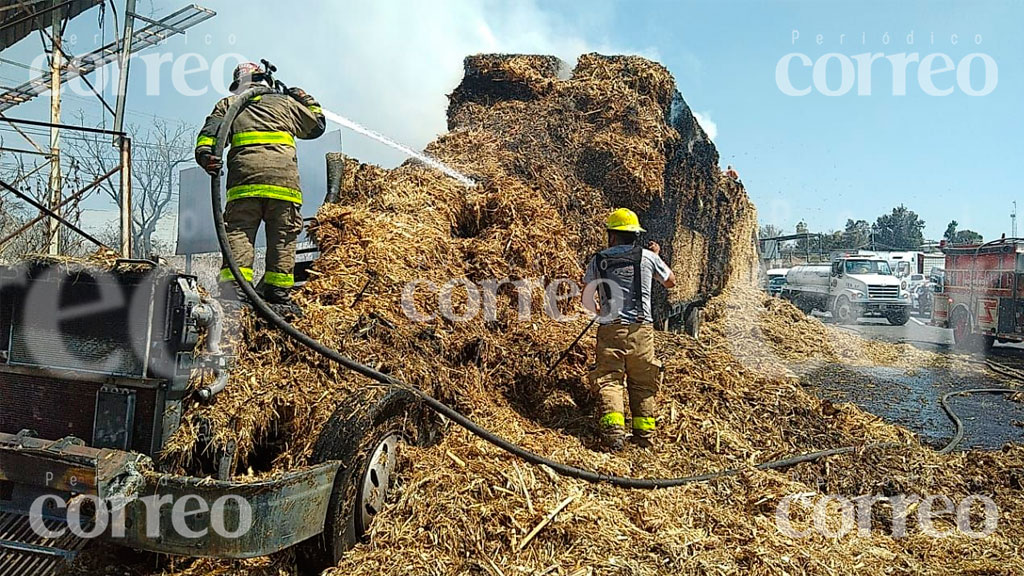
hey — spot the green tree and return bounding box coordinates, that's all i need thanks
[795,220,809,254]
[874,205,925,250]
[820,230,845,256]
[943,220,982,245]
[944,220,959,242]
[952,229,983,245]
[843,219,871,249]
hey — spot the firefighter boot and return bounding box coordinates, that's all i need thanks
[217,282,251,313]
[630,430,655,450]
[262,285,304,319]
[600,425,626,453]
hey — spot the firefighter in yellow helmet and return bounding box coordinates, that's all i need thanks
[195,62,326,311]
[582,208,676,451]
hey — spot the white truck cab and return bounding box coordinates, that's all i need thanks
[783,257,911,325]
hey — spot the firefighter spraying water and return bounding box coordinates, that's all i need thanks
[195,60,325,316]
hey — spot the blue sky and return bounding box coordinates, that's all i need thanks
[0,0,1020,244]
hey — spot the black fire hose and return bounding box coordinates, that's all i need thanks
[938,388,1020,454]
[938,358,1023,454]
[211,87,960,488]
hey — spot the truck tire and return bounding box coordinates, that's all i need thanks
[794,294,813,315]
[296,388,438,575]
[981,336,996,353]
[950,308,992,353]
[832,296,856,324]
[885,308,910,326]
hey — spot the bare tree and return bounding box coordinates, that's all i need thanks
[0,149,90,261]
[66,113,192,258]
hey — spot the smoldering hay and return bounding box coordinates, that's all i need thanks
[77,54,1023,575]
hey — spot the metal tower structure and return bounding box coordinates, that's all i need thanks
[1012,200,1018,238]
[0,1,214,257]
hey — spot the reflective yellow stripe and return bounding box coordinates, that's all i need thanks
[632,416,656,431]
[226,184,303,204]
[230,131,295,147]
[263,272,294,287]
[600,412,625,428]
[249,95,262,102]
[196,135,216,148]
[219,267,253,283]
[308,105,322,114]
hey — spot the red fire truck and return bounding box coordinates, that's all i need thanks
[932,238,1024,351]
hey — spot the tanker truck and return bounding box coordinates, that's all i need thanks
[781,257,911,325]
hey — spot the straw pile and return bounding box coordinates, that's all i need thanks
[142,54,1022,575]
[160,53,761,474]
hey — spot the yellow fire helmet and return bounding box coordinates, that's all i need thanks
[605,208,645,233]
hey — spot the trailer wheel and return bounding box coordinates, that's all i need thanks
[832,296,856,324]
[684,306,701,340]
[296,389,437,575]
[885,308,910,326]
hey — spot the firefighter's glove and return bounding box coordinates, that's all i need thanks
[198,152,222,177]
[287,87,316,108]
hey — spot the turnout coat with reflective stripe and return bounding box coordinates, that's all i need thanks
[194,91,326,204]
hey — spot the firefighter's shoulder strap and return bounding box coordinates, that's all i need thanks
[594,245,644,321]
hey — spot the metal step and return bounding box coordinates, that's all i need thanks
[0,511,87,576]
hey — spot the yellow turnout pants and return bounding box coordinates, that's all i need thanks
[589,323,663,436]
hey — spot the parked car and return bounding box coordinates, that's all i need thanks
[767,276,787,297]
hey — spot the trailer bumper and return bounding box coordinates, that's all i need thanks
[0,432,341,559]
[113,462,341,558]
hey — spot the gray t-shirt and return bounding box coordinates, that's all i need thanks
[583,245,673,325]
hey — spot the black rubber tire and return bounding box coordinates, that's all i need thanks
[296,389,437,575]
[684,306,701,340]
[886,307,910,326]
[951,309,973,351]
[981,336,996,353]
[833,296,856,324]
[794,294,813,314]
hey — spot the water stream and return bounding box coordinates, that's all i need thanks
[322,109,476,187]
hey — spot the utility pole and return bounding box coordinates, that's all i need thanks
[46,0,63,255]
[119,138,132,257]
[115,0,136,257]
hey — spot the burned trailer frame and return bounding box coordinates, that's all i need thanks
[0,258,420,573]
[932,238,1024,350]
[0,432,341,559]
[112,462,341,558]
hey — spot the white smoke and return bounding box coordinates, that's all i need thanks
[693,110,718,141]
[195,0,653,167]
